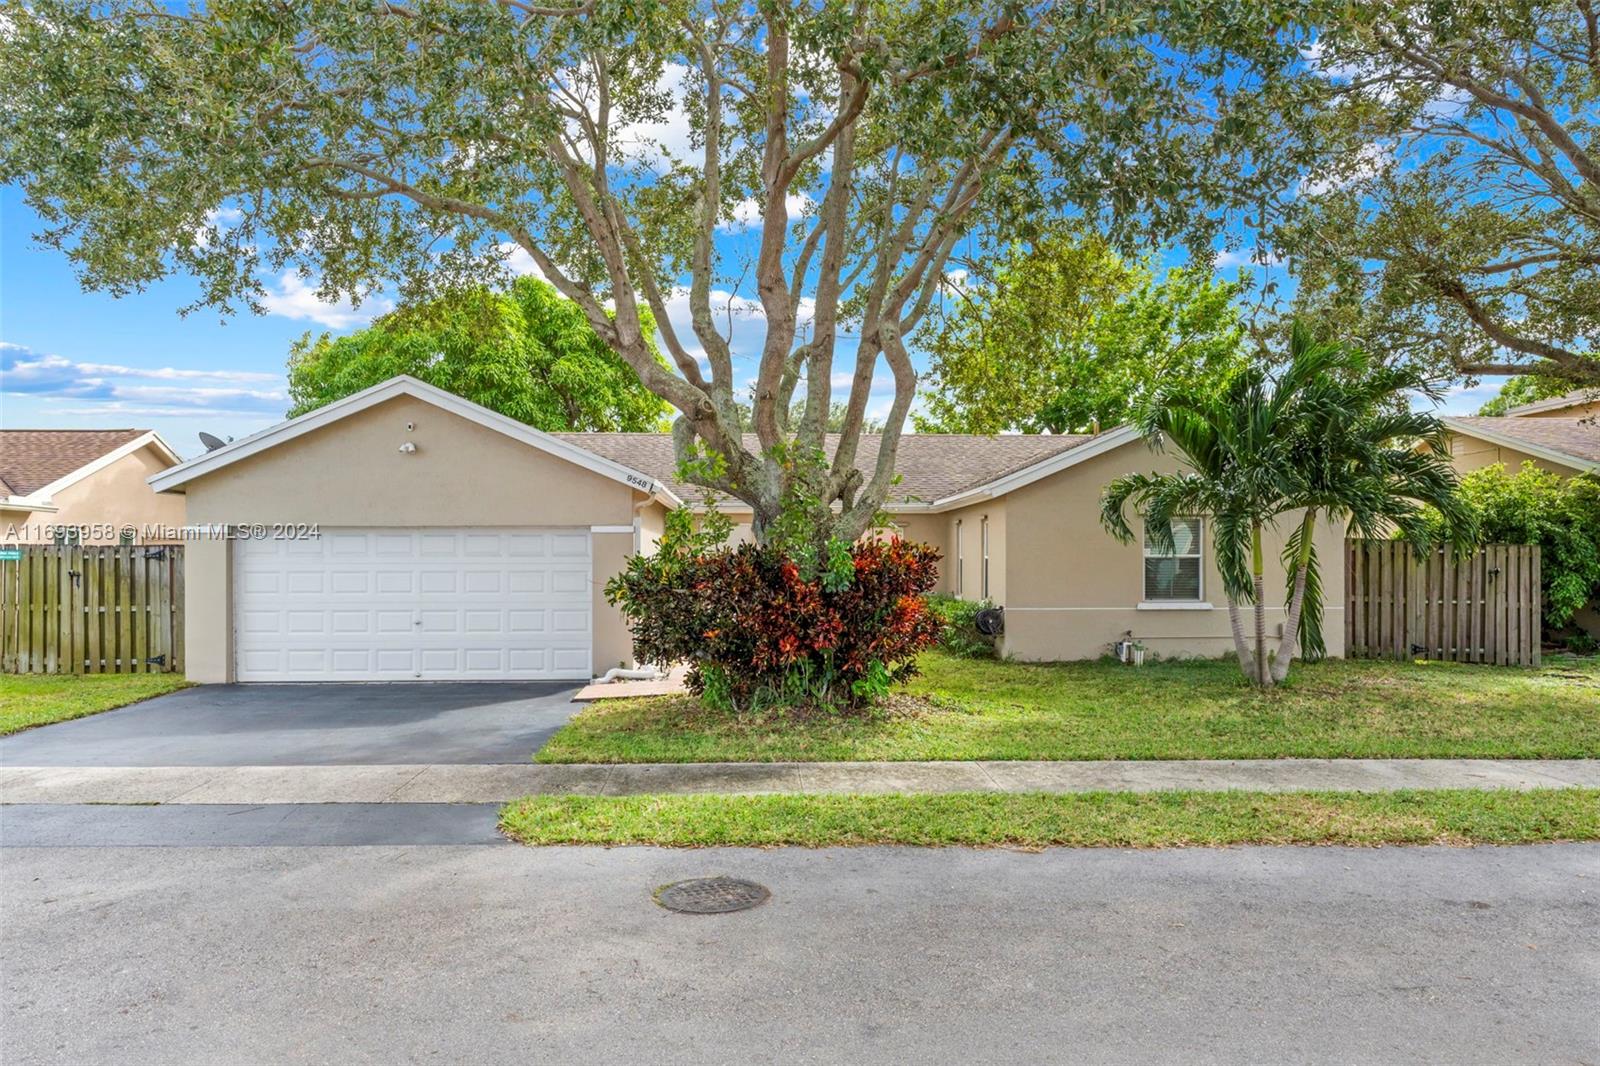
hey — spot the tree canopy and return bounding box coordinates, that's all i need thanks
[287,276,668,430]
[915,229,1249,435]
[1277,0,1600,386]
[0,0,1320,546]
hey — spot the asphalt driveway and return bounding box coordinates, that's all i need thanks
[0,682,582,765]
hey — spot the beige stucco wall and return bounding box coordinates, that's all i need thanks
[997,439,1347,662]
[1,445,186,545]
[1445,434,1583,477]
[172,395,649,682]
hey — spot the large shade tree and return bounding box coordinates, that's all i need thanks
[287,276,670,429]
[915,227,1249,435]
[1278,0,1600,387]
[0,0,1320,549]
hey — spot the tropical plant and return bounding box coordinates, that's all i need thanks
[925,594,998,659]
[288,277,669,430]
[916,228,1250,435]
[1101,323,1471,687]
[606,509,941,713]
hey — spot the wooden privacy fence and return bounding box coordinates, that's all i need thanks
[0,545,184,674]
[1345,539,1541,667]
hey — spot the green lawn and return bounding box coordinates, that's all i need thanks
[536,651,1600,763]
[500,788,1600,848]
[0,674,190,735]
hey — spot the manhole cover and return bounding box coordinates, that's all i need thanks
[654,877,771,914]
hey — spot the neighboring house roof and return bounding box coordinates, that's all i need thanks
[554,424,1146,512]
[147,375,683,507]
[0,429,180,504]
[1503,389,1599,417]
[1442,416,1600,473]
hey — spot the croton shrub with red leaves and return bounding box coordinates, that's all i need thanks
[606,530,942,712]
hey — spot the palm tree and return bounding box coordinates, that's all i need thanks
[1101,322,1471,687]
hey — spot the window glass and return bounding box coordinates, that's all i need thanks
[1143,518,1202,601]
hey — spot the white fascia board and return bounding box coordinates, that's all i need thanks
[1503,390,1592,416]
[673,427,1148,515]
[1441,417,1599,473]
[919,425,1147,512]
[28,430,180,503]
[146,375,683,506]
[2,497,60,513]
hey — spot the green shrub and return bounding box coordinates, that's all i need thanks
[1421,463,1600,635]
[606,509,943,713]
[926,594,997,658]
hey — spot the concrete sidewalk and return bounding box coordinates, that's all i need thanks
[2,758,1596,805]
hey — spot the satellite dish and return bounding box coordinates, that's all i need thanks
[198,432,229,452]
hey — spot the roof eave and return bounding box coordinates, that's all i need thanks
[1441,417,1600,473]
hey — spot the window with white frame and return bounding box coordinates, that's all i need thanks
[954,519,964,596]
[1143,517,1203,601]
[980,515,990,599]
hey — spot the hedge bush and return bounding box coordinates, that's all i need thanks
[926,595,998,658]
[1420,462,1600,636]
[606,511,942,712]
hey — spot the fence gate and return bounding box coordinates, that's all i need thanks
[0,545,185,674]
[1344,539,1540,667]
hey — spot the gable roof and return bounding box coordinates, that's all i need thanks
[146,375,682,505]
[1442,416,1600,472]
[1503,389,1599,417]
[0,429,180,502]
[554,424,1144,512]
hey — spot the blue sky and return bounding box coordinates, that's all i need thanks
[1,184,1505,459]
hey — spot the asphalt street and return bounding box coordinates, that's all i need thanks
[3,836,1596,1065]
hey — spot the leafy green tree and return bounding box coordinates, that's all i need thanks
[1101,324,1469,687]
[1279,1,1600,387]
[917,230,1249,434]
[288,277,669,430]
[1477,376,1582,417]
[0,0,1320,549]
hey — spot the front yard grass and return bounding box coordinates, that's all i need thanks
[0,674,190,735]
[500,788,1600,848]
[536,651,1600,763]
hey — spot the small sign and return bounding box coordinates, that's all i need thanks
[0,549,21,561]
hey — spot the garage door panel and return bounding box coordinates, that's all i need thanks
[234,527,592,681]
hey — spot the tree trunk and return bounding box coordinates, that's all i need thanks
[1271,508,1318,684]
[1226,597,1257,680]
[1251,523,1272,688]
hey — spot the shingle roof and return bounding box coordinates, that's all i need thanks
[1445,416,1600,468]
[550,431,1094,505]
[1504,389,1599,417]
[0,429,149,497]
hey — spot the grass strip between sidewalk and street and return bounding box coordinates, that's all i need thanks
[499,788,1600,849]
[0,674,191,736]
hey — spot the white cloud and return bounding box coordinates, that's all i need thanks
[1298,142,1393,197]
[259,272,393,329]
[0,342,287,416]
[1215,248,1284,269]
[495,241,550,282]
[719,193,814,232]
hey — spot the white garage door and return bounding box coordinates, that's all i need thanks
[234,528,593,681]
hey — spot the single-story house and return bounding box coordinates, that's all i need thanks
[149,375,1345,683]
[2,429,186,544]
